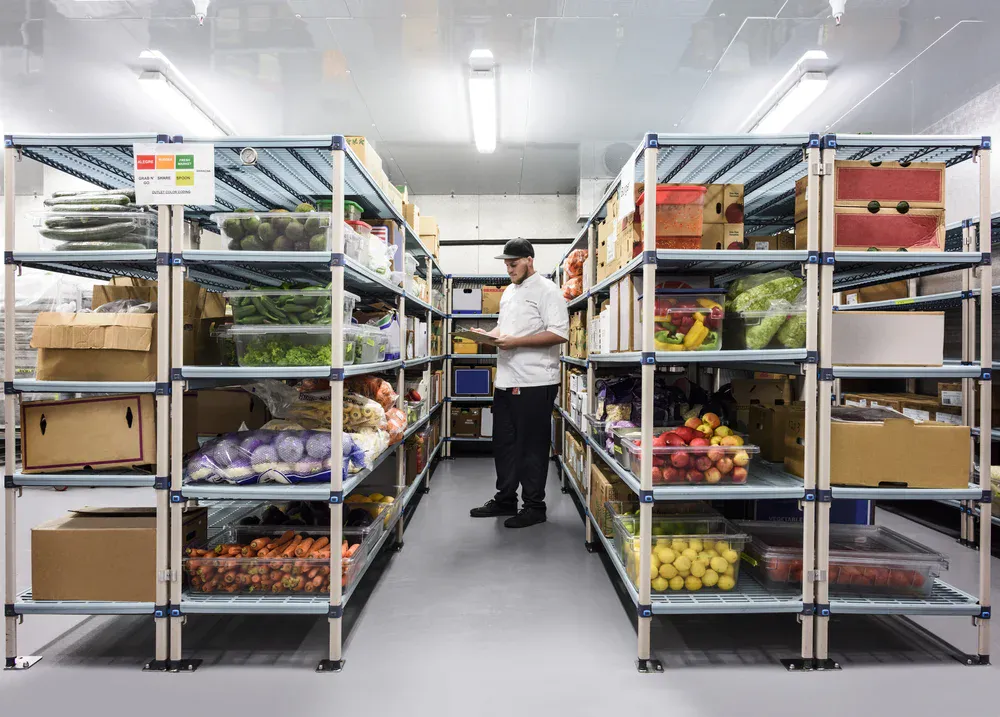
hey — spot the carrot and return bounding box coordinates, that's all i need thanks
[295,538,315,558]
[280,536,304,558]
[266,530,295,551]
[310,575,324,588]
[269,571,282,583]
[270,583,284,594]
[307,567,319,580]
[311,537,330,552]
[190,576,204,589]
[250,574,261,585]
[226,547,241,557]
[249,536,271,552]
[304,582,317,593]
[346,544,360,558]
[223,570,238,585]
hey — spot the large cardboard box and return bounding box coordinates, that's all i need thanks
[748,402,795,463]
[345,136,382,177]
[784,406,970,489]
[793,205,944,251]
[794,163,945,224]
[831,311,944,366]
[31,312,157,382]
[730,378,792,432]
[20,395,156,473]
[195,389,269,437]
[703,184,745,224]
[481,286,503,314]
[842,281,909,305]
[596,217,615,282]
[451,407,481,437]
[403,201,420,230]
[31,506,207,602]
[748,233,795,251]
[419,216,438,236]
[701,223,745,250]
[589,462,632,537]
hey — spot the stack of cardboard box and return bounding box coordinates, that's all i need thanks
[346,136,404,214]
[569,311,587,359]
[419,216,440,259]
[589,463,632,536]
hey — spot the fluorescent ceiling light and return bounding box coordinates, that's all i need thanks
[742,50,829,134]
[137,50,233,136]
[468,49,496,153]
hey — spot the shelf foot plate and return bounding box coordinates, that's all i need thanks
[316,659,345,673]
[142,659,170,672]
[585,541,599,553]
[391,541,404,553]
[4,655,41,671]
[636,658,663,674]
[169,659,202,673]
[963,654,990,666]
[782,658,841,672]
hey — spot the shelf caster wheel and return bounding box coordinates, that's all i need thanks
[317,659,345,673]
[168,659,201,673]
[391,541,404,553]
[635,659,663,674]
[585,541,598,553]
[143,659,170,672]
[4,656,41,671]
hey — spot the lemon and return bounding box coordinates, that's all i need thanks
[381,496,395,504]
[681,548,699,561]
[672,555,692,572]
[702,569,719,587]
[659,563,678,579]
[715,541,730,554]
[710,556,729,573]
[369,493,385,502]
[651,576,669,592]
[671,540,689,553]
[677,568,690,578]
[685,575,703,591]
[723,549,740,565]
[688,539,704,553]
[655,547,676,565]
[706,549,719,558]
[724,565,735,578]
[718,575,736,591]
[669,576,685,591]
[690,560,707,578]
[650,553,661,572]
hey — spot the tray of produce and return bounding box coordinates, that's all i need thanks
[621,413,756,485]
[183,524,379,594]
[30,204,157,251]
[640,288,725,352]
[739,521,949,597]
[344,486,403,532]
[230,325,339,367]
[225,287,358,326]
[212,206,330,252]
[612,513,748,594]
[726,306,807,350]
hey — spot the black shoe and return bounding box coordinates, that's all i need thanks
[470,499,518,518]
[504,508,547,528]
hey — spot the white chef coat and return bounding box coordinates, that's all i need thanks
[494,272,569,389]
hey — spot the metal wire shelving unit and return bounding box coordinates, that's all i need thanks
[2,133,447,672]
[553,131,992,672]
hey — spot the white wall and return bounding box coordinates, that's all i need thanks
[412,194,580,276]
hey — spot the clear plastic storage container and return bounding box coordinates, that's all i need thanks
[640,288,725,352]
[231,325,339,367]
[404,252,418,276]
[605,499,719,537]
[345,485,405,532]
[622,435,758,485]
[740,521,948,597]
[225,289,358,326]
[344,201,364,222]
[611,514,748,594]
[343,326,360,365]
[211,211,332,252]
[344,223,369,265]
[355,324,387,364]
[727,307,807,350]
[608,425,674,472]
[636,185,708,250]
[30,210,157,251]
[182,524,378,594]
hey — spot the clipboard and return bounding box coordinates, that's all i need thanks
[452,330,500,347]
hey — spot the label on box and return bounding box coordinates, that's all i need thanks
[844,399,866,407]
[617,148,638,219]
[606,230,617,263]
[754,240,770,251]
[134,143,215,205]
[845,294,859,305]
[941,390,963,407]
[902,407,931,422]
[935,412,963,425]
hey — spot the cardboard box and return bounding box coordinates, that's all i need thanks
[701,223,745,250]
[589,462,632,537]
[20,395,156,473]
[481,286,504,314]
[748,402,794,463]
[452,336,482,354]
[748,233,795,251]
[596,217,615,282]
[842,281,909,305]
[345,136,382,178]
[784,406,970,489]
[730,378,792,432]
[31,506,207,602]
[481,407,494,437]
[794,163,945,224]
[793,207,945,251]
[195,389,269,437]
[939,382,963,407]
[419,216,438,236]
[403,201,420,230]
[452,287,482,314]
[831,311,944,366]
[31,312,157,382]
[451,407,481,437]
[703,184,745,224]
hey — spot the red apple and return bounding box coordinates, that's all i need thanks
[686,469,704,483]
[731,466,748,483]
[662,467,681,483]
[689,437,710,448]
[701,412,721,429]
[694,456,713,472]
[652,433,670,448]
[715,457,734,475]
[732,450,750,467]
[684,417,703,430]
[670,451,690,468]
[888,571,911,588]
[674,426,698,443]
[663,432,685,447]
[704,467,722,484]
[651,466,664,484]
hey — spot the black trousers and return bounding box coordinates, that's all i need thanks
[492,384,559,511]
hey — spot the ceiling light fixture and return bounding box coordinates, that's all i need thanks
[741,50,829,134]
[137,50,233,136]
[469,49,497,153]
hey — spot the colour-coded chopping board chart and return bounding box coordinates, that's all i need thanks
[133,143,215,205]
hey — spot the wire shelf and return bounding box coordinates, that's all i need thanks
[12,472,156,488]
[829,579,980,616]
[836,287,1000,312]
[15,589,154,616]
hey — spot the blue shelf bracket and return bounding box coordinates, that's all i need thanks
[808,134,821,149]
[640,352,656,365]
[816,603,831,617]
[330,253,346,267]
[980,369,992,382]
[329,368,345,382]
[643,133,658,149]
[169,491,185,504]
[327,604,344,618]
[642,251,657,265]
[822,134,838,149]
[153,476,170,491]
[328,490,344,505]
[637,604,653,618]
[331,135,345,151]
[155,383,172,396]
[638,490,654,504]
[153,604,168,619]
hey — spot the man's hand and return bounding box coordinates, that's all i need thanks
[492,333,519,350]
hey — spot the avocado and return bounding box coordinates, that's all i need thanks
[285,220,305,242]
[227,237,243,251]
[295,202,315,213]
[241,235,265,251]
[304,216,322,236]
[241,216,260,234]
[273,235,296,252]
[309,233,327,251]
[222,217,245,240]
[271,209,291,233]
[257,221,276,245]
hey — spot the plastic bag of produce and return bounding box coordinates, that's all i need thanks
[345,375,398,412]
[776,288,808,349]
[727,270,802,311]
[349,428,390,470]
[368,234,392,276]
[385,407,408,445]
[741,299,793,350]
[562,249,587,279]
[184,429,355,485]
[343,394,386,432]
[562,276,583,301]
[92,299,156,314]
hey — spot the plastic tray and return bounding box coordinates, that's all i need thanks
[640,288,725,352]
[622,434,757,485]
[225,288,358,326]
[212,211,332,252]
[346,219,372,237]
[231,325,337,367]
[30,209,157,252]
[739,521,949,597]
[355,324,388,363]
[182,524,378,594]
[726,307,807,350]
[605,499,719,538]
[611,514,748,594]
[345,484,404,532]
[344,223,369,265]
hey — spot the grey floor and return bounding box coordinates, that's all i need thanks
[0,457,997,716]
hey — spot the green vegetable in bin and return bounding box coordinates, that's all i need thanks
[777,314,807,348]
[744,311,789,350]
[309,234,327,251]
[241,337,332,367]
[730,276,803,313]
[222,217,245,240]
[241,236,265,251]
[304,216,322,236]
[296,203,316,213]
[271,209,291,234]
[229,285,334,326]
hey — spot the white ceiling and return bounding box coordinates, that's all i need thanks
[3,0,1000,194]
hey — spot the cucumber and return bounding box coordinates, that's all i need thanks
[44,216,141,231]
[39,221,140,242]
[44,194,130,207]
[51,188,137,201]
[54,242,151,251]
[46,203,145,213]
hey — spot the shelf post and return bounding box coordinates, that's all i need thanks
[395,285,407,548]
[961,221,974,545]
[636,136,657,672]
[814,137,837,667]
[320,142,347,672]
[444,277,453,457]
[423,256,433,492]
[976,144,992,663]
[584,222,597,549]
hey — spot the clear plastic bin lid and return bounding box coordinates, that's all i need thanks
[228,324,334,336]
[225,288,359,302]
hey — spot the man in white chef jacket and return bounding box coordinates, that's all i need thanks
[469,239,570,528]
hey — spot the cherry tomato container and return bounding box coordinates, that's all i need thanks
[638,288,725,351]
[636,184,708,250]
[739,521,948,597]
